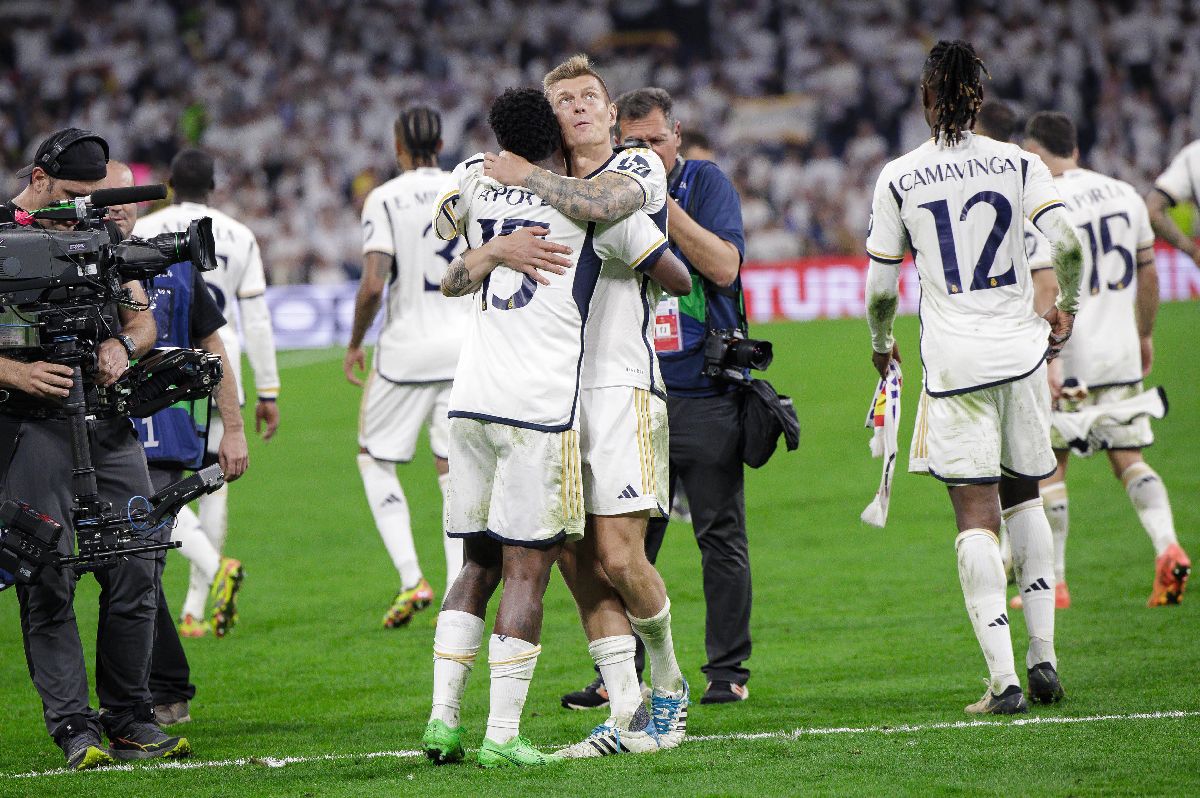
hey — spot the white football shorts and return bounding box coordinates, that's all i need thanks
[444,418,584,546]
[909,364,1056,484]
[1050,382,1154,452]
[358,371,452,462]
[580,387,669,517]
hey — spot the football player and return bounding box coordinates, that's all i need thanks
[344,107,470,628]
[134,149,280,637]
[866,41,1082,714]
[1145,138,1200,264]
[1021,112,1190,608]
[421,87,688,768]
[482,54,691,754]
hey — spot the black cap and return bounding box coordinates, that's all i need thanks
[15,128,110,181]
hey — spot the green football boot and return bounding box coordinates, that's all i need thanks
[422,719,465,764]
[477,735,562,768]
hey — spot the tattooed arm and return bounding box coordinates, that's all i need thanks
[441,254,482,297]
[523,169,645,223]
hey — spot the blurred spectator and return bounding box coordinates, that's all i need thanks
[2,0,1197,281]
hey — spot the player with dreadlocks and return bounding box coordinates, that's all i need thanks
[864,40,1084,714]
[345,105,471,628]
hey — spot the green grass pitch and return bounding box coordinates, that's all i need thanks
[1,304,1196,796]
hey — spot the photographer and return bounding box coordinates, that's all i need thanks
[0,129,189,769]
[616,89,753,705]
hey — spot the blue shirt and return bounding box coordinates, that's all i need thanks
[660,159,746,397]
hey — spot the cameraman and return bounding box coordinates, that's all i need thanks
[0,129,189,769]
[618,89,752,705]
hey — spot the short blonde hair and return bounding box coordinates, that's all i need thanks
[542,54,611,101]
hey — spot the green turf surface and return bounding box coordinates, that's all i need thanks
[2,304,1197,796]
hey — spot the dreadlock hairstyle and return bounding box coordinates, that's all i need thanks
[922,40,990,146]
[395,106,442,163]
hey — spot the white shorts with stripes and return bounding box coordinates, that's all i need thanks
[580,387,669,517]
[443,418,584,546]
[358,371,452,462]
[909,364,1056,484]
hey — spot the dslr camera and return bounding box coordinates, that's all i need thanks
[703,329,774,383]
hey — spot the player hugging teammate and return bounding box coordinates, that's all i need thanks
[420,69,692,766]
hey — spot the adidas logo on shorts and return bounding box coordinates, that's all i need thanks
[617,485,640,500]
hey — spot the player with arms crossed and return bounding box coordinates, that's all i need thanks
[866,41,1083,714]
[1020,112,1189,608]
[420,88,686,767]
[344,107,470,628]
[483,54,692,754]
[134,150,278,637]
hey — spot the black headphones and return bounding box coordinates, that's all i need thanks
[34,129,110,175]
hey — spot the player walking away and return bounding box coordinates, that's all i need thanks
[421,88,684,768]
[1020,112,1190,608]
[958,100,1058,583]
[482,54,692,754]
[1145,138,1200,265]
[134,149,280,638]
[866,41,1083,714]
[344,107,470,628]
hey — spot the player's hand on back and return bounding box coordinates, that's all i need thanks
[344,346,367,387]
[871,343,900,379]
[1044,306,1074,360]
[490,226,573,286]
[218,427,249,481]
[1140,335,1153,377]
[483,150,535,187]
[255,399,279,441]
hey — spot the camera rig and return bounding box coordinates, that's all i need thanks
[0,185,226,587]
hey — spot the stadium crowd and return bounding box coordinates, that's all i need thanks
[1,0,1198,281]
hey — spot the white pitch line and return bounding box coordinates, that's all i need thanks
[9,710,1199,780]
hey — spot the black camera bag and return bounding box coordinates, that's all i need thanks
[741,378,800,468]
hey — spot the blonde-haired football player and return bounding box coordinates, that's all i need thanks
[1021,112,1190,608]
[866,41,1082,715]
[344,107,470,628]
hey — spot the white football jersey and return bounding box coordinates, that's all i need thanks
[580,147,669,394]
[1052,168,1155,388]
[1153,139,1200,207]
[866,132,1065,396]
[134,201,277,403]
[361,167,470,382]
[435,156,668,430]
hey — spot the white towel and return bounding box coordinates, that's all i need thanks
[1051,385,1168,456]
[861,361,902,528]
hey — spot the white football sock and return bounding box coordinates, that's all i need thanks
[589,635,640,727]
[485,635,540,745]
[955,529,1019,693]
[198,482,229,551]
[438,472,463,585]
[175,504,220,620]
[357,454,422,588]
[1004,499,1057,669]
[628,599,685,694]
[1122,463,1178,556]
[430,610,484,728]
[1041,482,1069,582]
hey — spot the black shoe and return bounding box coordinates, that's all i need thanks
[59,727,114,771]
[700,680,749,704]
[107,720,192,760]
[561,676,610,710]
[964,684,1029,715]
[1027,662,1065,704]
